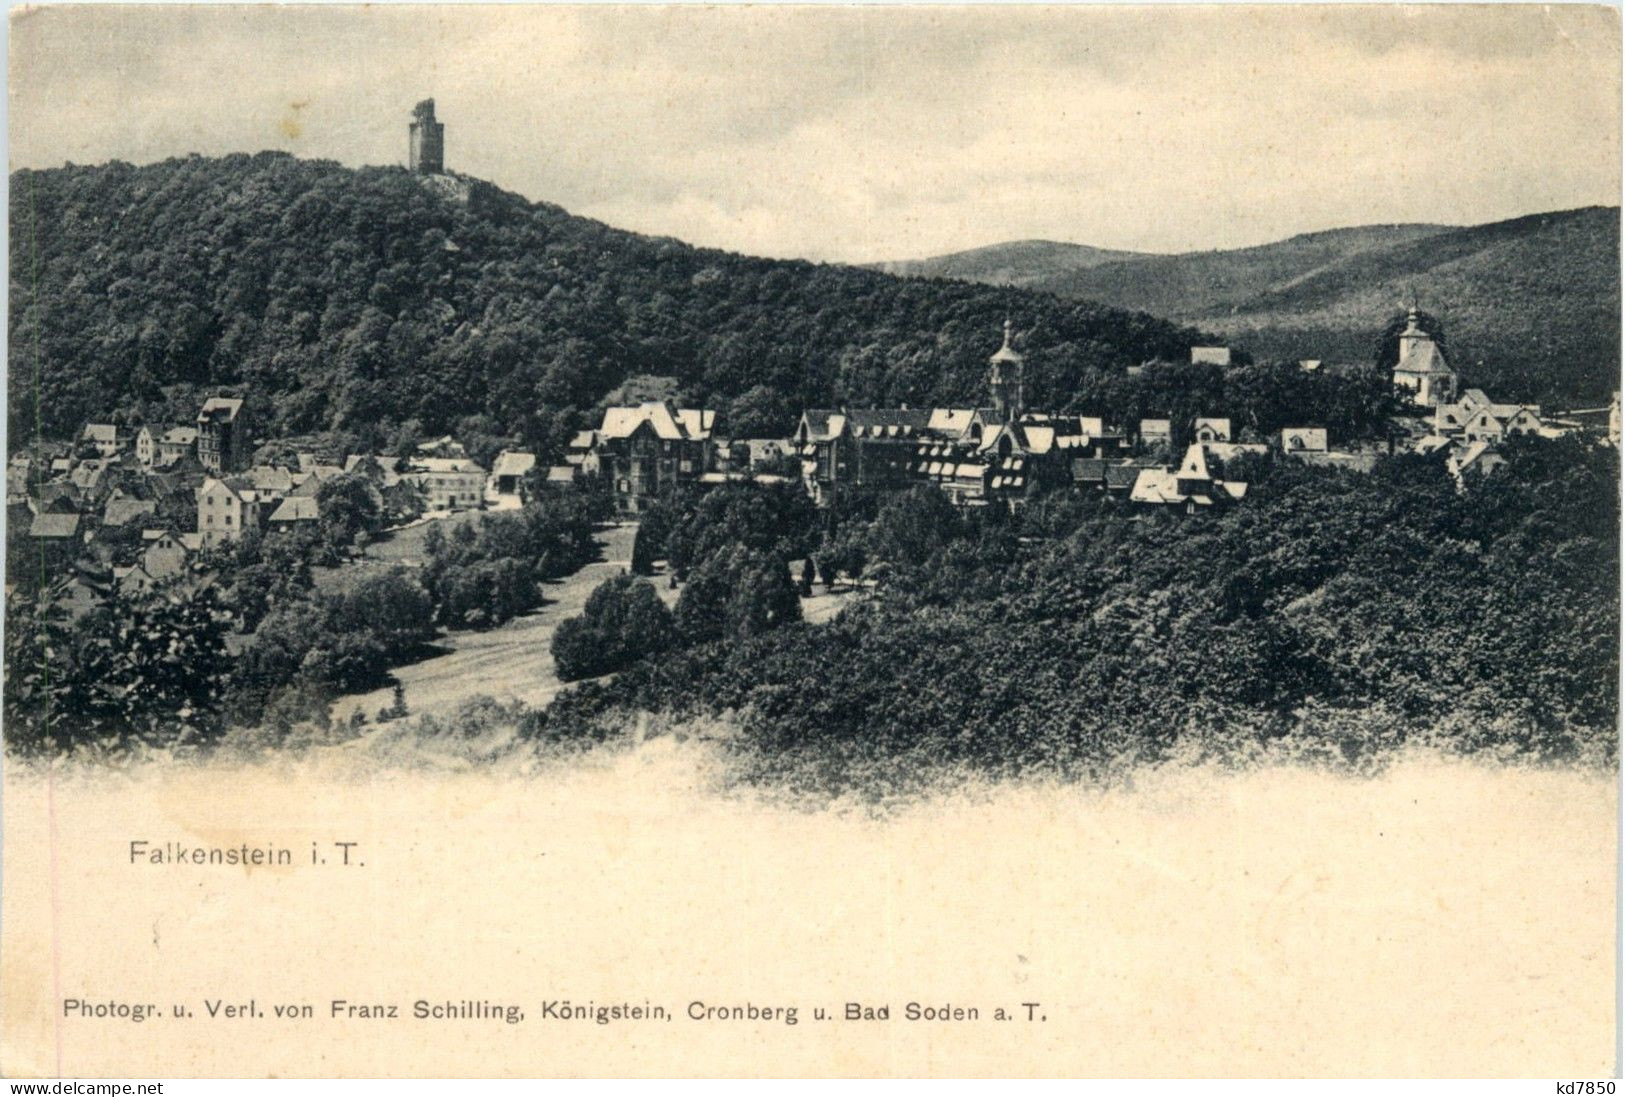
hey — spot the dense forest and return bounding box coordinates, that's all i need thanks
[532,438,1619,793]
[879,208,1622,407]
[9,153,1213,453]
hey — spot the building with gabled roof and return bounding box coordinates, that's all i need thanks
[1281,428,1329,454]
[1193,418,1232,444]
[197,397,248,473]
[267,496,320,525]
[593,402,718,513]
[1392,309,1457,407]
[29,512,81,540]
[196,475,264,548]
[1130,444,1249,513]
[490,450,538,498]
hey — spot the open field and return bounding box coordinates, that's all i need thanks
[331,522,856,723]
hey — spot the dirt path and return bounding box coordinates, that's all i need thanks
[332,523,645,722]
[331,523,858,724]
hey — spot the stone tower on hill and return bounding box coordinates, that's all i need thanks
[409,99,444,174]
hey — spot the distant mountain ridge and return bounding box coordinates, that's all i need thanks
[870,239,1146,286]
[877,209,1621,404]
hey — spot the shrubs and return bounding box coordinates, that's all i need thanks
[552,576,676,682]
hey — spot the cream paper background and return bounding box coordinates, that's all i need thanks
[1,745,1616,1077]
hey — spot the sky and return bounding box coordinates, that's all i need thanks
[9,4,1621,263]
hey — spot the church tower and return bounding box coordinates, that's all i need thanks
[409,99,445,174]
[989,319,1025,422]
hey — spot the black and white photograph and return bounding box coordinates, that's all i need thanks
[1,3,1619,1081]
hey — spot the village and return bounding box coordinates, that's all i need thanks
[8,298,1613,630]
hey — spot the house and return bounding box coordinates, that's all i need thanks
[156,427,199,467]
[1391,309,1457,407]
[490,450,537,497]
[594,401,718,513]
[1103,462,1145,497]
[1190,346,1232,366]
[102,496,157,529]
[1129,443,1249,513]
[1281,428,1329,454]
[1462,404,1544,445]
[267,496,320,526]
[140,530,193,581]
[134,426,157,467]
[414,435,468,460]
[247,465,296,499]
[29,512,80,541]
[1139,419,1173,449]
[113,564,158,598]
[196,397,248,473]
[69,459,110,499]
[1193,418,1232,444]
[80,423,128,458]
[406,457,486,512]
[196,476,264,548]
[1205,442,1268,463]
[1448,440,1508,486]
[57,573,109,621]
[6,462,31,505]
[1072,417,1127,456]
[289,465,343,498]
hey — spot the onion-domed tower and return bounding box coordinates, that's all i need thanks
[989,319,1025,422]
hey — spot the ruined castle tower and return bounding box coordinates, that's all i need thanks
[409,99,444,174]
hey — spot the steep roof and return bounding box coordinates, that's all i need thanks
[599,402,711,442]
[491,451,537,479]
[1177,443,1214,482]
[1395,313,1452,376]
[103,497,157,527]
[198,397,244,421]
[30,513,80,539]
[268,496,319,523]
[81,423,121,443]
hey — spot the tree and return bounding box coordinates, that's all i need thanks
[869,485,963,570]
[630,524,655,576]
[675,545,802,646]
[552,576,676,681]
[726,384,794,438]
[6,583,233,754]
[315,473,383,558]
[799,556,815,597]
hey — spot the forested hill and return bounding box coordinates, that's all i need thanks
[8,153,1214,452]
[880,209,1621,406]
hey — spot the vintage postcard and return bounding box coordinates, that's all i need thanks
[2,3,1619,1081]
